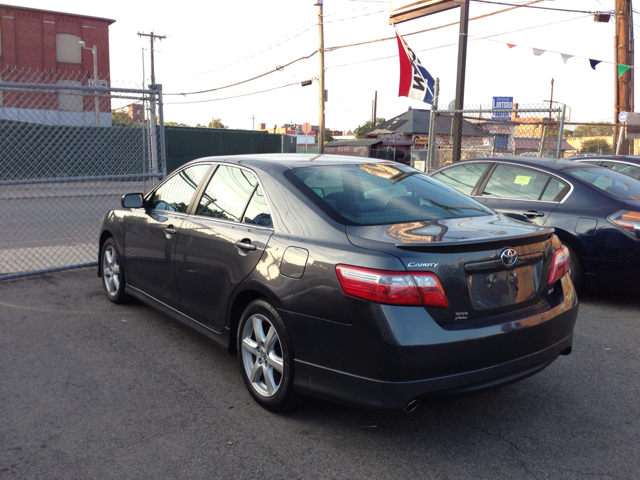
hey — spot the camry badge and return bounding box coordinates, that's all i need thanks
[501,248,518,267]
[407,262,438,268]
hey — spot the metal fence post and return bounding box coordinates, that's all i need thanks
[156,84,167,178]
[427,78,440,172]
[556,104,566,159]
[149,92,159,184]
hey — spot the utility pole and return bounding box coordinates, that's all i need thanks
[316,0,325,154]
[615,0,633,154]
[137,31,166,87]
[251,114,256,130]
[451,0,470,162]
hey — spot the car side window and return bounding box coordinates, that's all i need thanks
[482,164,551,200]
[432,163,489,195]
[148,164,210,212]
[601,161,640,180]
[540,176,570,202]
[196,165,257,221]
[243,186,273,228]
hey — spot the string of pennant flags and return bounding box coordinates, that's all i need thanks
[467,34,634,77]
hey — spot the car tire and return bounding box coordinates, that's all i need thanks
[565,243,584,293]
[101,238,128,304]
[237,299,301,412]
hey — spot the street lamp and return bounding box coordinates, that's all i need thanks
[79,40,99,126]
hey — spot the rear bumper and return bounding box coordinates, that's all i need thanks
[283,275,578,410]
[293,330,573,410]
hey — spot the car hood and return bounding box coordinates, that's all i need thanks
[346,213,554,251]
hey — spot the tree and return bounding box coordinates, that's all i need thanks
[165,121,190,127]
[111,110,135,127]
[570,122,614,137]
[579,138,612,154]
[315,132,335,144]
[208,118,228,129]
[354,118,385,139]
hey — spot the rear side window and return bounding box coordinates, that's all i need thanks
[243,186,273,228]
[540,176,570,202]
[482,164,552,201]
[287,163,492,226]
[196,165,257,221]
[601,161,640,180]
[565,166,640,200]
[431,163,489,195]
[148,164,210,212]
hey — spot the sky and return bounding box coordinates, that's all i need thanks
[11,0,637,132]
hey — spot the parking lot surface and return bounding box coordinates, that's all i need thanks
[1,268,639,479]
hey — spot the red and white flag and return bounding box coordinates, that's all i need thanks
[395,28,435,104]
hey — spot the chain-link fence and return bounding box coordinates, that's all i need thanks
[562,122,640,157]
[412,103,568,171]
[0,68,165,280]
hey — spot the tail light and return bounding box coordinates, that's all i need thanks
[608,210,640,238]
[547,246,570,286]
[335,265,450,307]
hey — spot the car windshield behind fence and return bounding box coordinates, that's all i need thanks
[564,166,640,201]
[289,163,492,226]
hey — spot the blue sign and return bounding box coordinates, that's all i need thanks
[492,96,513,120]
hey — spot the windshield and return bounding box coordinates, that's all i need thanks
[564,166,640,200]
[286,163,493,226]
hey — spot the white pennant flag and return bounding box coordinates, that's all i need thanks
[561,54,573,64]
[533,48,546,56]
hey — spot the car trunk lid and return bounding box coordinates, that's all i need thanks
[346,214,557,327]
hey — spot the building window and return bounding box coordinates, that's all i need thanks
[56,34,82,64]
[57,80,83,112]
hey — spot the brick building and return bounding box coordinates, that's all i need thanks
[0,4,115,126]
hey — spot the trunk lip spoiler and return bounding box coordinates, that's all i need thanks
[393,229,554,249]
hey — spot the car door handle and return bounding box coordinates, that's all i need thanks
[234,241,257,251]
[163,226,177,235]
[523,210,544,218]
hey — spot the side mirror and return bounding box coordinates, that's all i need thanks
[121,193,144,209]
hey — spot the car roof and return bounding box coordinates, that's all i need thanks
[182,153,397,169]
[570,155,640,163]
[456,156,606,173]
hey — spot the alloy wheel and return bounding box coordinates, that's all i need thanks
[240,314,284,397]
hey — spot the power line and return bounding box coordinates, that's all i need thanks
[164,51,318,96]
[165,82,301,105]
[326,0,545,52]
[469,0,613,14]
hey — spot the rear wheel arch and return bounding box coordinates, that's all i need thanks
[552,230,585,291]
[227,286,284,355]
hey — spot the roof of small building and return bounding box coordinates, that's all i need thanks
[364,108,488,137]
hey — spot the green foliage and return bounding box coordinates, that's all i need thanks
[111,110,135,127]
[579,138,612,154]
[315,132,335,144]
[570,123,614,137]
[208,118,228,129]
[354,118,385,139]
[165,121,190,127]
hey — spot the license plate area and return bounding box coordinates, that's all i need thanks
[468,265,538,310]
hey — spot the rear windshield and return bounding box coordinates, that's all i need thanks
[286,163,493,226]
[564,166,640,200]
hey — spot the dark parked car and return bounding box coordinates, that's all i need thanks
[99,154,578,412]
[571,155,640,180]
[430,156,640,292]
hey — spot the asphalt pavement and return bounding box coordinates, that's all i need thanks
[1,268,639,479]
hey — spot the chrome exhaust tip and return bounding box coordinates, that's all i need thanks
[404,398,421,413]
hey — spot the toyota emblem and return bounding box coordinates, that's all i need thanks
[501,248,518,267]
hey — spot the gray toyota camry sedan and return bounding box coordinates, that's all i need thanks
[98,154,579,412]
